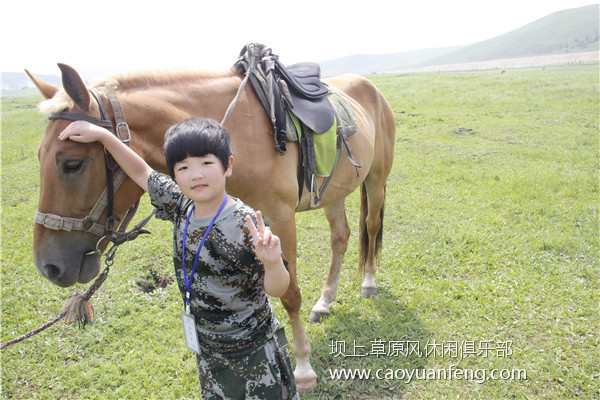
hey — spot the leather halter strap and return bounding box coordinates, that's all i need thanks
[34,169,128,236]
[36,88,137,240]
[48,112,114,128]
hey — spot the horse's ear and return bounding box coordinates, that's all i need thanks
[25,69,59,99]
[57,63,90,111]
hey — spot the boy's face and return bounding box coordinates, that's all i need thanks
[173,154,233,207]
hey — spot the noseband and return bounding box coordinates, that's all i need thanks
[35,87,151,253]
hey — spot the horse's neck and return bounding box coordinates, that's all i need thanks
[119,70,241,172]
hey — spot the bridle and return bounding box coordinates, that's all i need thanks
[34,87,154,256]
[1,86,159,351]
[0,88,156,347]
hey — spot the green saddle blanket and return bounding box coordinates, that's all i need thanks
[286,91,357,176]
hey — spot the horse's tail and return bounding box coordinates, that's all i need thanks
[358,183,385,276]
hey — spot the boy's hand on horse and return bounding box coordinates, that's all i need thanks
[58,121,152,192]
[58,121,112,143]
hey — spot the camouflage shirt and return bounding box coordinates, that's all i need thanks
[147,171,278,355]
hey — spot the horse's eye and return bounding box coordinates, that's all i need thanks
[62,160,84,173]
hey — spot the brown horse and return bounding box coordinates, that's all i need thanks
[27,61,395,392]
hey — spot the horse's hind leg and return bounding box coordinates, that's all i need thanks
[359,179,386,298]
[309,200,350,322]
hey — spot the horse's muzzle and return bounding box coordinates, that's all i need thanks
[38,251,101,287]
[34,229,102,287]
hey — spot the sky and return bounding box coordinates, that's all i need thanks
[1,0,596,80]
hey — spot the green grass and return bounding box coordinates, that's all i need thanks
[2,66,599,399]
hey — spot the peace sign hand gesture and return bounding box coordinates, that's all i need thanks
[245,210,282,266]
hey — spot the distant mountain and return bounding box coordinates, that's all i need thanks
[320,4,598,76]
[3,4,598,91]
[2,72,60,91]
[420,4,599,67]
[319,47,462,77]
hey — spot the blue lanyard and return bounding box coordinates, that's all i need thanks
[182,194,229,314]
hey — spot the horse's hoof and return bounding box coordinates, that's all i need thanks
[309,310,329,323]
[296,375,318,394]
[360,286,378,297]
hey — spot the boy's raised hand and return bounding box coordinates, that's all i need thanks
[57,120,153,192]
[245,211,282,266]
[58,121,111,143]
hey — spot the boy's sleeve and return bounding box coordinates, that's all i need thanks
[147,171,183,222]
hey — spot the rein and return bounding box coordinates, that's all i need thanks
[2,87,155,350]
[220,43,259,125]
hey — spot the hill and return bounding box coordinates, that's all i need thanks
[1,72,60,91]
[420,4,599,67]
[3,4,598,89]
[319,47,462,77]
[320,4,599,76]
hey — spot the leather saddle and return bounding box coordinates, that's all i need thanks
[235,43,360,208]
[236,44,337,153]
[276,60,335,135]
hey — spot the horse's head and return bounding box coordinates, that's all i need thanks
[28,64,143,287]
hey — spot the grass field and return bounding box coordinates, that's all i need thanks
[1,66,598,399]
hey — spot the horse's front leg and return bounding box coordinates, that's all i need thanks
[275,213,318,393]
[309,200,350,322]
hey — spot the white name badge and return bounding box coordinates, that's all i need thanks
[181,311,201,355]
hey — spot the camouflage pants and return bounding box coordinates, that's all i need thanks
[196,328,298,400]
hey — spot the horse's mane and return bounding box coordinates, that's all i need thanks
[40,67,240,113]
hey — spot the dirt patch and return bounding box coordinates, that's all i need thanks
[136,266,173,293]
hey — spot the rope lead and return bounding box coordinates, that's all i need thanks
[2,258,112,350]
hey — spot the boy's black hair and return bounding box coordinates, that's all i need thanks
[163,117,233,178]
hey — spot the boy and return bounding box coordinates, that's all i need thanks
[59,117,298,399]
